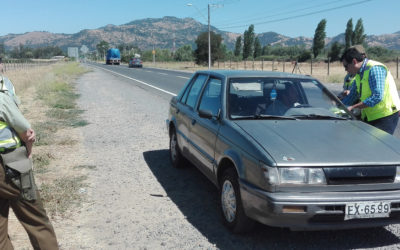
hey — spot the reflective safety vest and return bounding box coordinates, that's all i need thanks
[344,74,355,90]
[0,121,21,152]
[355,60,400,121]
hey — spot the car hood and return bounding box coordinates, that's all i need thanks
[234,120,400,166]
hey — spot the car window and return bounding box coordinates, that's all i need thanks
[198,77,222,116]
[185,74,208,108]
[228,77,352,119]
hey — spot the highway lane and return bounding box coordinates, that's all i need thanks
[86,62,191,96]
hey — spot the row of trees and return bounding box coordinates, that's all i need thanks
[0,44,65,59]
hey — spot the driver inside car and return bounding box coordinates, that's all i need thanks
[266,82,301,115]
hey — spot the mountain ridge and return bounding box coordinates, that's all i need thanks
[0,16,399,52]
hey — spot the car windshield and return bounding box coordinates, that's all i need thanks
[228,77,352,120]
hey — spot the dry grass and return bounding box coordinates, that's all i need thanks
[146,60,400,87]
[4,62,90,218]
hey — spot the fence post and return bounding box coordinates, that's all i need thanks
[327,57,330,76]
[397,57,399,79]
[252,59,254,70]
[244,60,246,70]
[283,60,285,72]
[262,59,264,71]
[272,61,274,71]
[311,59,313,75]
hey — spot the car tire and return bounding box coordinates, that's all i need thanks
[220,168,255,233]
[169,129,186,168]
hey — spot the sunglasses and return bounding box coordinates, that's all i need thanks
[343,62,350,70]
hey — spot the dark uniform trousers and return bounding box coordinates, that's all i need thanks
[0,163,58,250]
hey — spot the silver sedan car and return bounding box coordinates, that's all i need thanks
[166,70,400,232]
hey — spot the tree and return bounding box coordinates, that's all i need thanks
[345,18,353,50]
[234,36,242,58]
[312,19,327,58]
[262,44,271,56]
[253,37,262,59]
[194,31,223,65]
[0,43,5,57]
[328,42,343,62]
[353,18,366,45]
[243,24,255,59]
[96,40,109,59]
[174,45,193,61]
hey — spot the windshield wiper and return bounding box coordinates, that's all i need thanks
[233,114,297,120]
[291,114,348,120]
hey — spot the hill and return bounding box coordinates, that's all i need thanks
[0,16,399,52]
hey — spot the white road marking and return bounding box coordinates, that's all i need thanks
[177,76,190,79]
[158,72,168,75]
[92,65,177,96]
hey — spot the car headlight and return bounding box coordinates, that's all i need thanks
[263,165,326,185]
[395,166,400,183]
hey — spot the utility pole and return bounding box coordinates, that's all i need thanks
[208,4,211,69]
[187,3,223,70]
[151,31,155,65]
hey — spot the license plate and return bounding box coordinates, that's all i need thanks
[345,201,391,220]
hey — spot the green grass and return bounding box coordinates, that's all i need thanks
[33,121,58,146]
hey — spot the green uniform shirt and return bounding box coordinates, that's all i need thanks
[0,91,30,134]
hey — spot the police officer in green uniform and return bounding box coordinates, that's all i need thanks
[0,58,58,249]
[341,48,400,134]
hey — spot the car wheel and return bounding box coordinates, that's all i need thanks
[169,129,186,168]
[220,168,255,233]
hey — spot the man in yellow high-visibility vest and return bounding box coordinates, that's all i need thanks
[341,47,400,134]
[338,45,367,100]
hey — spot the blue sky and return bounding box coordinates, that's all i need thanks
[1,0,399,38]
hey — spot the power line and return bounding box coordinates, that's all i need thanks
[215,0,349,26]
[214,0,320,25]
[218,0,373,30]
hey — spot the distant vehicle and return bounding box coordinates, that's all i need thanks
[166,70,400,233]
[128,58,143,68]
[106,48,121,65]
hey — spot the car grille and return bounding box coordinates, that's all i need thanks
[324,166,396,185]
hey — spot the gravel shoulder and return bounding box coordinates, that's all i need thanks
[13,67,399,249]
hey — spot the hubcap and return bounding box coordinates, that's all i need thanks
[170,134,177,162]
[221,180,237,223]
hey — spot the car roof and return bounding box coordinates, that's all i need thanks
[195,70,315,80]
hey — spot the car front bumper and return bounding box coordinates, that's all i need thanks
[240,181,400,230]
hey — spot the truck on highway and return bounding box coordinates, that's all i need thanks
[106,48,121,65]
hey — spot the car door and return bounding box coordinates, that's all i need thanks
[189,76,222,181]
[176,73,209,159]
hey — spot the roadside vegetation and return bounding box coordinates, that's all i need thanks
[7,62,90,218]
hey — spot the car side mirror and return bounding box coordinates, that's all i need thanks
[198,109,213,119]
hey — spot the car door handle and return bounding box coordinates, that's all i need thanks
[191,119,196,125]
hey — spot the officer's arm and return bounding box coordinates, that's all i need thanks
[363,66,387,107]
[18,128,35,158]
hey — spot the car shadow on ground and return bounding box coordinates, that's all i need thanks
[143,149,400,250]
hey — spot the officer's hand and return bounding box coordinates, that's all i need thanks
[26,128,36,142]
